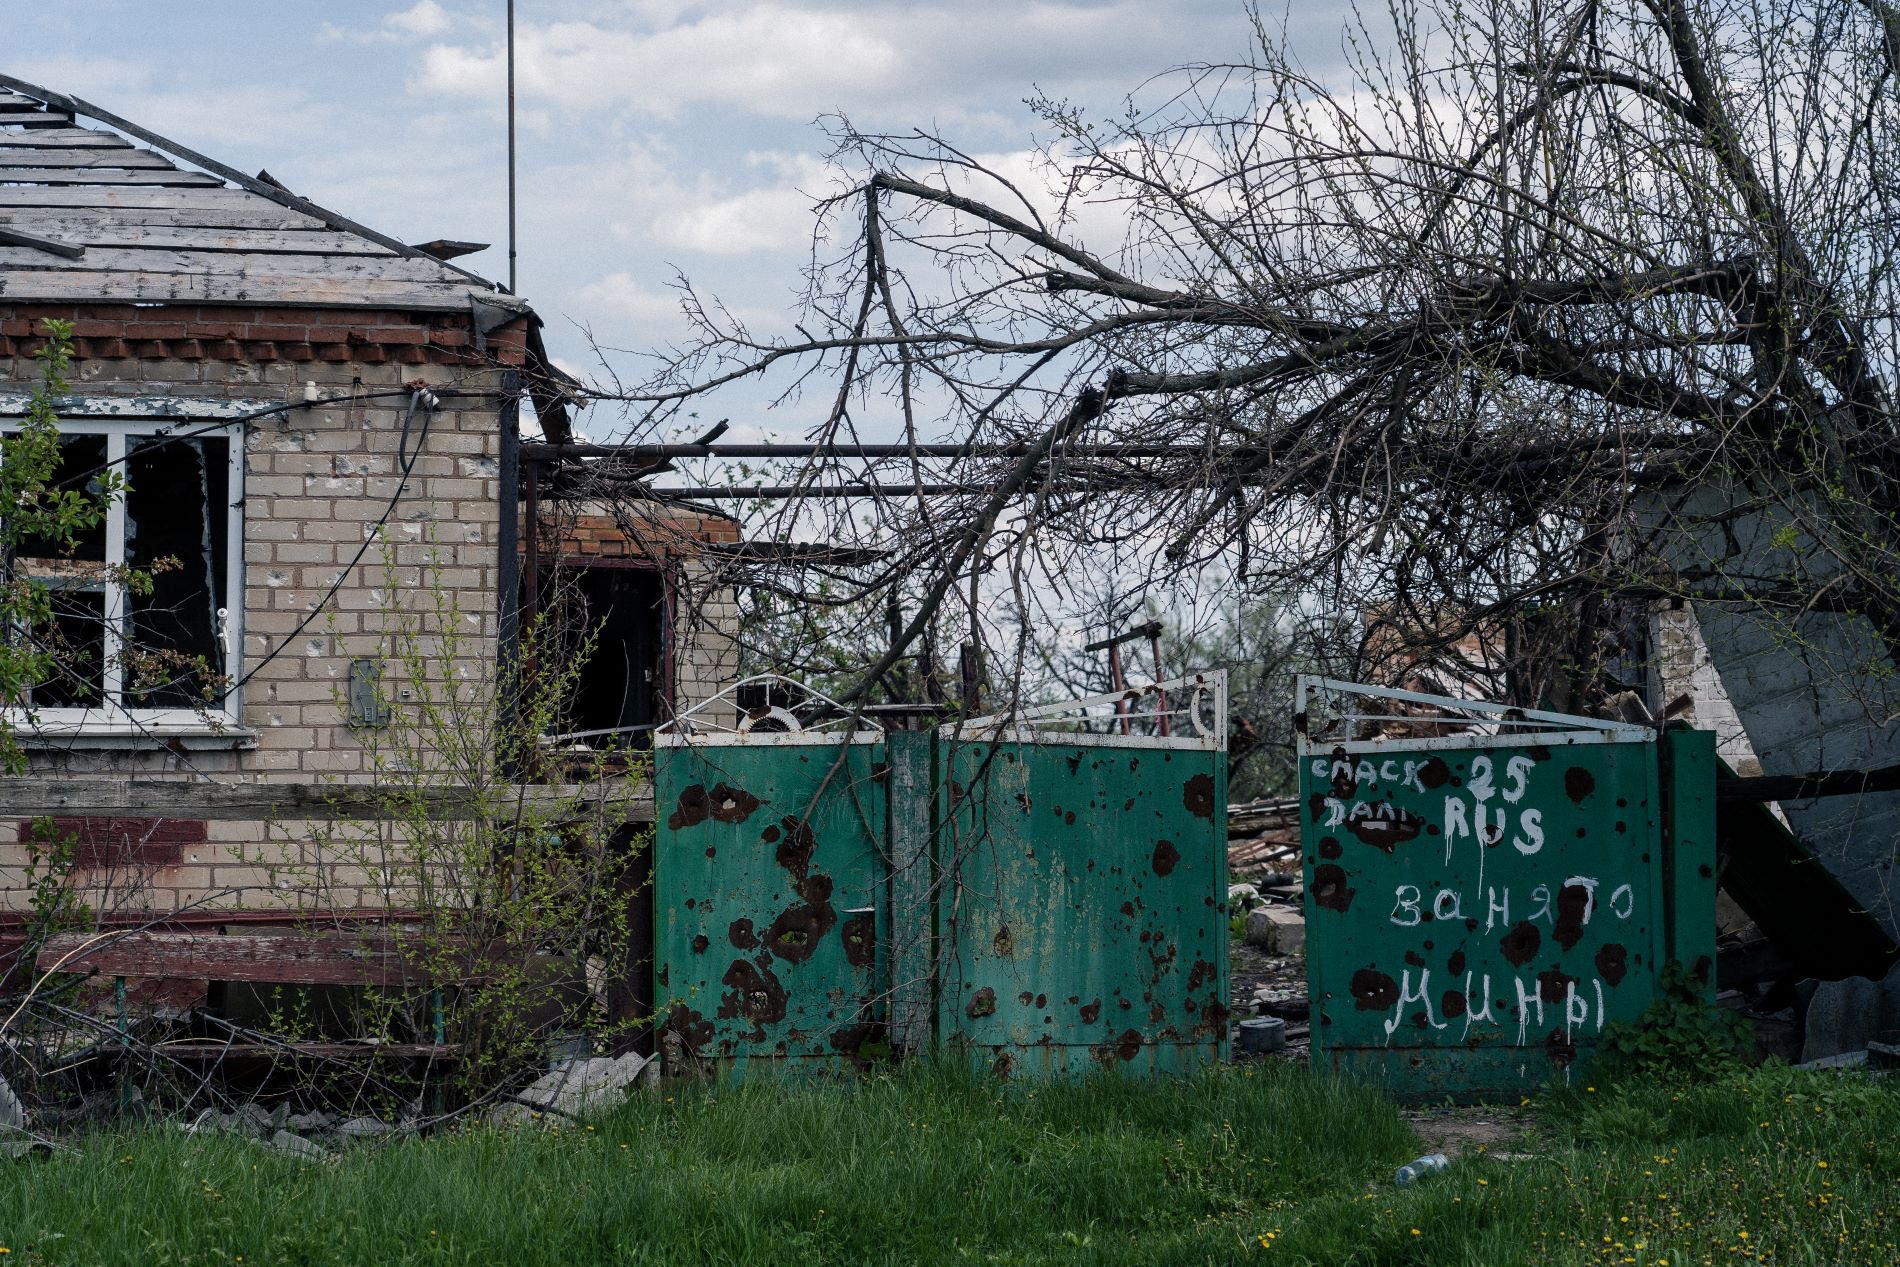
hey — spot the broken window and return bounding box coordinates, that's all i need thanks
[556,566,666,747]
[5,420,242,732]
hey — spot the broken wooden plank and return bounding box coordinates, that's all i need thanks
[0,204,335,231]
[0,218,397,255]
[0,167,225,186]
[0,777,655,822]
[0,128,134,149]
[0,226,83,259]
[0,186,328,210]
[0,245,460,281]
[36,931,485,987]
[0,148,174,169]
[148,1040,465,1061]
[0,110,72,129]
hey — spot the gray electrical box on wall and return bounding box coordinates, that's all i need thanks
[347,658,392,728]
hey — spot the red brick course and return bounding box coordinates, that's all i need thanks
[0,303,529,369]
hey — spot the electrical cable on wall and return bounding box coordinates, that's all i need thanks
[236,388,440,689]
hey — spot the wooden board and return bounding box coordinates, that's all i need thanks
[0,245,452,281]
[0,111,72,129]
[147,1040,464,1061]
[0,186,350,211]
[0,269,498,310]
[0,219,397,255]
[0,129,134,149]
[36,931,484,986]
[0,205,337,232]
[0,148,173,169]
[0,167,224,186]
[0,777,654,822]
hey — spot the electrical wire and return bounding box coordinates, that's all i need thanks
[235,389,439,689]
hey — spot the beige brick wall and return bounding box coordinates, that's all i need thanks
[0,342,511,917]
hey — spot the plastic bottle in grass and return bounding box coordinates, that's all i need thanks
[1393,1154,1449,1185]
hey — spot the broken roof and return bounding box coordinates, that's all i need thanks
[0,75,527,316]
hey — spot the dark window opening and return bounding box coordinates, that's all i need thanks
[558,567,665,748]
[125,436,230,707]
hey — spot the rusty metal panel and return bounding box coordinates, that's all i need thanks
[653,687,887,1078]
[1297,678,1673,1101]
[936,673,1229,1077]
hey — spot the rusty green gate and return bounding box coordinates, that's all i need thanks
[1296,678,1715,1101]
[653,672,1230,1078]
[933,674,1231,1076]
[654,681,888,1077]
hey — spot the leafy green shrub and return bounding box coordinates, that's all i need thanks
[1591,960,1750,1082]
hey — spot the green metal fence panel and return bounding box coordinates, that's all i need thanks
[1660,727,1718,1000]
[1297,678,1685,1101]
[654,722,888,1078]
[885,728,938,1055]
[935,674,1230,1077]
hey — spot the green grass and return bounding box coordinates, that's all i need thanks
[0,1061,1894,1265]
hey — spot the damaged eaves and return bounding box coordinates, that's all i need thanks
[0,74,531,320]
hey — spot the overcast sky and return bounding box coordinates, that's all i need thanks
[9,1,1348,442]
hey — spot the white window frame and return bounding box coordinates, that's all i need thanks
[0,395,253,743]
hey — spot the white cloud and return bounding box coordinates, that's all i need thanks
[324,1,460,44]
[388,1,453,38]
[414,6,905,120]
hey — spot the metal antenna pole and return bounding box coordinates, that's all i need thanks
[507,0,517,294]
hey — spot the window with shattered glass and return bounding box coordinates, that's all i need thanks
[6,421,241,732]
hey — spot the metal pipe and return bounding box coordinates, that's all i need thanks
[648,483,977,499]
[520,441,1221,461]
[1109,644,1130,736]
[1149,626,1170,738]
[507,0,518,295]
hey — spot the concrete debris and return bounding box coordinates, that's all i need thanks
[1250,986,1308,1019]
[493,1051,654,1125]
[288,1111,335,1133]
[1801,968,1900,1064]
[0,1075,23,1134]
[1798,1050,1869,1070]
[334,1116,393,1139]
[1245,906,1305,956]
[264,1128,333,1163]
[1228,882,1263,912]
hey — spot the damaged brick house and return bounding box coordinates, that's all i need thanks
[0,78,736,948]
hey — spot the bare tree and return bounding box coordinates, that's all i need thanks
[582,0,1900,710]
